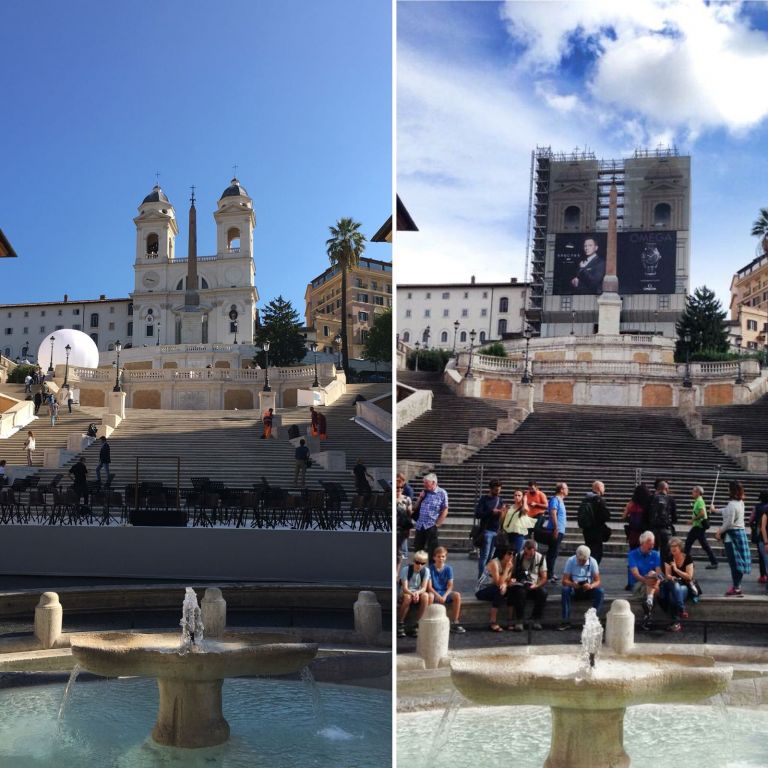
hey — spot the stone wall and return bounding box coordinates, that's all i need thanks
[704,384,734,406]
[641,384,673,407]
[480,378,513,400]
[79,388,106,407]
[543,381,574,404]
[223,389,254,410]
[133,389,162,409]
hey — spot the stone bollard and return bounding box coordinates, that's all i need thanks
[353,591,382,643]
[416,603,450,670]
[605,599,635,655]
[34,592,63,649]
[201,588,227,639]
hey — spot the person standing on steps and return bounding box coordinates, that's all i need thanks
[353,457,375,499]
[96,436,111,486]
[69,456,89,506]
[714,480,750,597]
[545,481,569,582]
[24,430,35,466]
[413,472,449,563]
[33,391,42,416]
[577,480,611,564]
[261,408,274,439]
[684,485,718,569]
[648,480,676,561]
[49,398,59,427]
[294,438,310,487]
[66,385,75,414]
[475,479,505,578]
[309,407,327,440]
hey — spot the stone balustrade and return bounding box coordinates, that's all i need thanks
[70,364,334,383]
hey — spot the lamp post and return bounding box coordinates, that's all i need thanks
[452,320,460,356]
[113,340,122,392]
[48,335,55,374]
[521,325,532,384]
[334,333,342,369]
[682,332,692,388]
[654,310,659,336]
[63,344,71,387]
[735,336,744,385]
[465,329,477,378]
[233,319,238,345]
[414,341,420,372]
[156,320,161,346]
[262,341,271,392]
[424,325,431,350]
[570,311,576,335]
[310,341,319,387]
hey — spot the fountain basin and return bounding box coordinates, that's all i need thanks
[71,631,318,748]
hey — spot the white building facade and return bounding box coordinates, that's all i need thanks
[397,277,528,350]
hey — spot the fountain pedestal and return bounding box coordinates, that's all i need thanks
[154,678,229,748]
[546,707,628,768]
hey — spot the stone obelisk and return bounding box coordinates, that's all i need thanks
[597,180,622,335]
[180,186,205,343]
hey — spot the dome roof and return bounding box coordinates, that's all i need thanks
[142,185,170,205]
[220,177,249,199]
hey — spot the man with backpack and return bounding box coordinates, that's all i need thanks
[577,480,611,563]
[648,480,676,560]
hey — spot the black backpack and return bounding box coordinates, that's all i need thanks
[649,494,671,529]
[577,497,596,530]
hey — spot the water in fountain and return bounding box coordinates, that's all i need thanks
[179,587,204,652]
[579,607,604,675]
[424,692,463,768]
[57,663,81,728]
[300,666,356,742]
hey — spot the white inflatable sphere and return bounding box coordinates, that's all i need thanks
[36,329,100,370]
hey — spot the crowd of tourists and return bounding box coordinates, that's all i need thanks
[396,471,768,636]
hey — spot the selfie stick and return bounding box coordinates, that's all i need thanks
[710,465,722,507]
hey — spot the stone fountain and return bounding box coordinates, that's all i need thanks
[70,588,318,748]
[450,602,733,768]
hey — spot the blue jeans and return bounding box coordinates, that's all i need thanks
[546,532,564,577]
[478,530,497,577]
[561,585,604,620]
[661,580,688,620]
[507,533,525,555]
[724,539,743,588]
[96,462,110,484]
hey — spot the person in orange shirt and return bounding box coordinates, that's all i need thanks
[261,408,274,439]
[525,480,548,524]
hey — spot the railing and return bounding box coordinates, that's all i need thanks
[171,255,220,263]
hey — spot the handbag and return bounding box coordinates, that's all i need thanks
[700,517,710,531]
[470,522,485,549]
[532,515,553,546]
[601,523,612,542]
[687,578,703,598]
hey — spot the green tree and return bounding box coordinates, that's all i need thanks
[254,296,306,367]
[363,310,392,369]
[675,286,729,361]
[7,363,36,384]
[479,342,507,358]
[407,348,451,372]
[751,208,768,254]
[326,217,366,376]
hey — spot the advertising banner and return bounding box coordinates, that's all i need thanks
[552,231,676,295]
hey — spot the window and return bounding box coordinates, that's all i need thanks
[463,292,469,299]
[479,331,487,342]
[5,313,10,319]
[146,324,154,337]
[55,325,63,330]
[356,278,364,288]
[39,326,45,333]
[24,311,28,317]
[481,309,488,317]
[402,331,410,342]
[422,329,430,343]
[41,310,46,317]
[371,281,378,291]
[747,319,758,331]
[460,331,467,342]
[90,313,99,328]
[22,326,27,334]
[425,292,431,299]
[357,293,369,303]
[323,325,329,337]
[442,292,450,299]
[358,311,369,322]
[3,328,10,335]
[90,333,98,345]
[443,309,449,317]
[441,331,448,343]
[374,296,384,306]
[498,319,508,336]
[146,233,159,255]
[405,309,412,318]
[73,308,80,315]
[110,306,115,314]
[361,330,370,343]
[424,309,431,317]
[461,309,468,317]
[127,303,133,316]
[653,203,671,227]
[74,324,81,331]
[482,292,488,299]
[107,322,114,331]
[58,309,62,316]
[659,295,671,310]
[560,295,573,310]
[407,292,412,299]
[564,205,581,228]
[127,322,132,336]
[747,341,758,350]
[499,297,509,313]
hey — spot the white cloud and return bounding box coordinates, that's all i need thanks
[501,0,768,135]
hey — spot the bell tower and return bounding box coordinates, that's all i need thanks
[133,184,178,265]
[213,177,255,259]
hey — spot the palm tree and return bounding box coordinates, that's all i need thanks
[326,218,366,376]
[751,208,768,254]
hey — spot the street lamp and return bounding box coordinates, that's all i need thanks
[310,341,320,387]
[63,344,71,387]
[262,340,271,392]
[682,332,692,388]
[156,320,161,346]
[465,329,477,378]
[414,341,420,372]
[452,320,460,357]
[334,333,342,369]
[521,325,532,384]
[570,311,576,335]
[424,325,431,350]
[48,335,55,374]
[113,340,122,392]
[735,336,744,385]
[233,319,238,345]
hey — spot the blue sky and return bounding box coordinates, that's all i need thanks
[0,0,392,314]
[397,0,768,310]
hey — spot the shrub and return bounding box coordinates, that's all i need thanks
[478,342,506,358]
